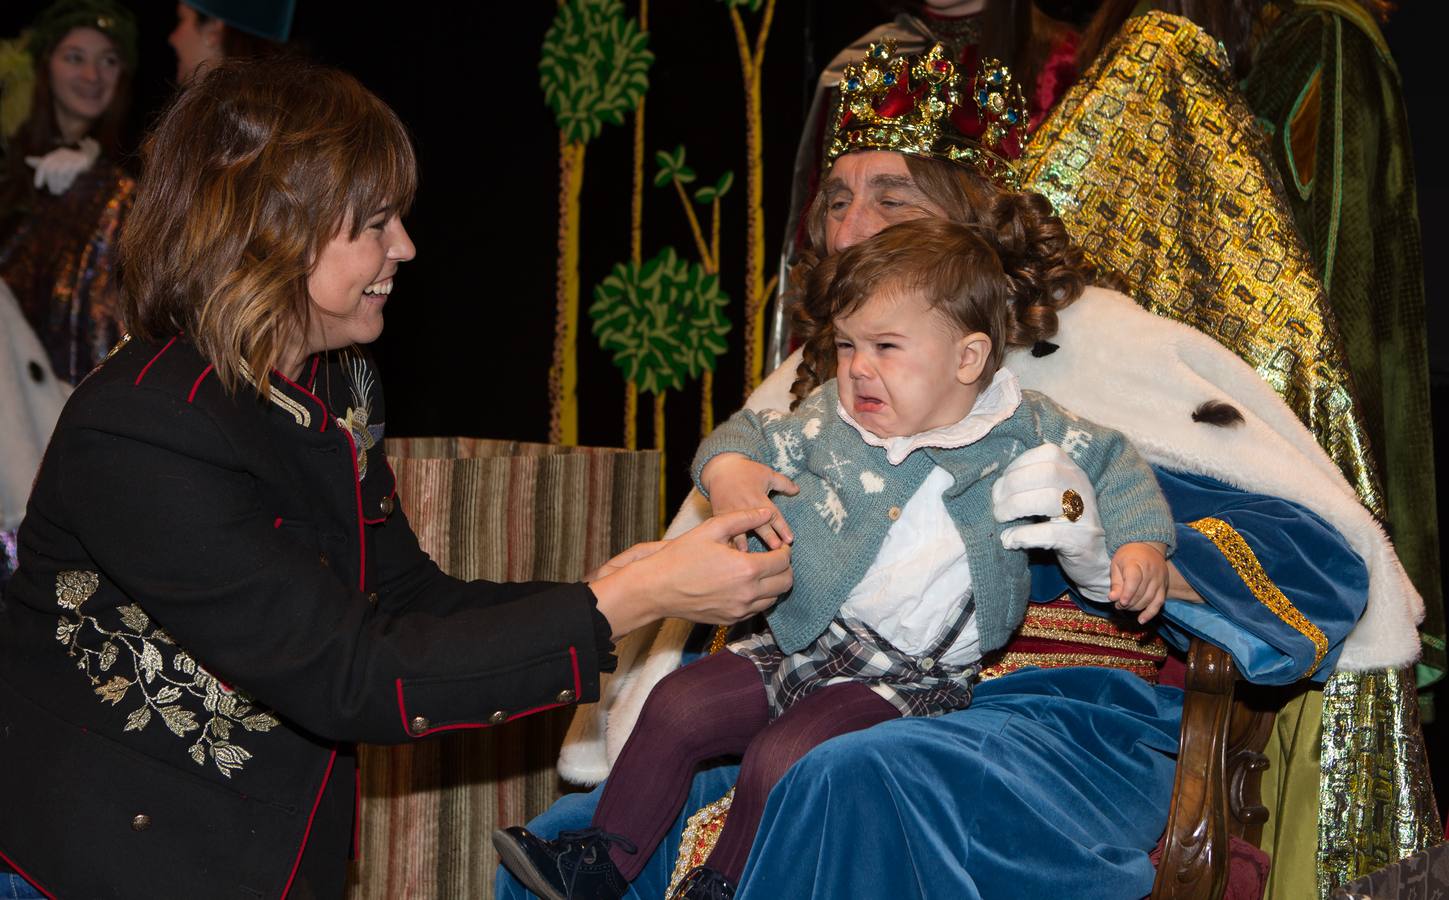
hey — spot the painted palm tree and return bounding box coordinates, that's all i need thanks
[591,246,731,521]
[720,0,778,394]
[539,0,652,445]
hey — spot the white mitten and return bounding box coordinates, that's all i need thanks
[992,443,1112,602]
[25,137,101,196]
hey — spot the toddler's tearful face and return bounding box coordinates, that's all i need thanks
[833,287,986,439]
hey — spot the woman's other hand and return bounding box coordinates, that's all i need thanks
[699,453,799,550]
[992,443,1113,602]
[590,507,793,640]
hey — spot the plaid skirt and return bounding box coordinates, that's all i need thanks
[730,597,982,719]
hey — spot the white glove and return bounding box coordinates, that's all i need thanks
[992,443,1112,603]
[25,138,101,196]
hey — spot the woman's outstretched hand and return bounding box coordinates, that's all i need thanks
[590,507,793,640]
[699,452,799,550]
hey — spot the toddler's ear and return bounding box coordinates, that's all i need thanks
[956,332,992,385]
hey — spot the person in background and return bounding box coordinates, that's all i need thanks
[0,0,135,601]
[168,0,293,84]
[0,0,135,387]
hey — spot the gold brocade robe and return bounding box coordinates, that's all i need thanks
[1019,12,1441,896]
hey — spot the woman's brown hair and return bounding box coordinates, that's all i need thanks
[789,154,1101,405]
[120,57,417,397]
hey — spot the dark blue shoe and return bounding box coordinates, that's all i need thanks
[669,866,735,900]
[492,826,636,900]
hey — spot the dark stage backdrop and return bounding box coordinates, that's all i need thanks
[4,0,1445,810]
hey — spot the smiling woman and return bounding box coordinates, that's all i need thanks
[0,56,793,898]
[0,0,137,386]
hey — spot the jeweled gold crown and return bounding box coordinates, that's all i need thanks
[826,39,1029,190]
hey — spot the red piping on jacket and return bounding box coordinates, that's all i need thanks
[133,335,179,386]
[337,428,367,592]
[279,747,338,900]
[186,364,215,403]
[306,356,321,392]
[393,647,582,738]
[0,847,56,899]
[270,364,367,591]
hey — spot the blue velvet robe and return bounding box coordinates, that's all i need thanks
[496,468,1368,899]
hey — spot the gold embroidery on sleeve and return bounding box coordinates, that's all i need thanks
[1186,517,1329,676]
[54,571,279,777]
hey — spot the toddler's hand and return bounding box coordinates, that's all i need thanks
[1108,542,1168,624]
[699,453,799,551]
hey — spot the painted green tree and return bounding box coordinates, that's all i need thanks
[539,0,652,445]
[591,246,731,518]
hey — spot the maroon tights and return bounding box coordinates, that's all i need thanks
[591,650,897,883]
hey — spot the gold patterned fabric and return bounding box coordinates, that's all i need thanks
[1186,516,1329,676]
[1018,12,1383,518]
[1319,669,1443,897]
[977,598,1168,682]
[1018,13,1442,896]
[668,788,735,895]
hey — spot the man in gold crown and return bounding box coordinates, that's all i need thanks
[525,31,1423,900]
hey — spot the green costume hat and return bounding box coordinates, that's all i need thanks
[187,0,295,42]
[27,0,138,70]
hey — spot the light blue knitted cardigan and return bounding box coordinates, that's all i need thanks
[692,380,1177,655]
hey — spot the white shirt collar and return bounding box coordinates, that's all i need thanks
[837,367,1023,466]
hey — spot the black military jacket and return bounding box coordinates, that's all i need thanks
[0,337,609,897]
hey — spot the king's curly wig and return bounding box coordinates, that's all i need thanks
[789,154,1112,407]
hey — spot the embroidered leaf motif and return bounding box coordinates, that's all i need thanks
[117,605,151,633]
[138,642,164,683]
[159,705,199,737]
[95,676,131,705]
[55,571,99,610]
[242,713,279,732]
[211,742,252,778]
[58,571,279,777]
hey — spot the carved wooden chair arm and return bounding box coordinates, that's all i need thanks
[1150,638,1276,900]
